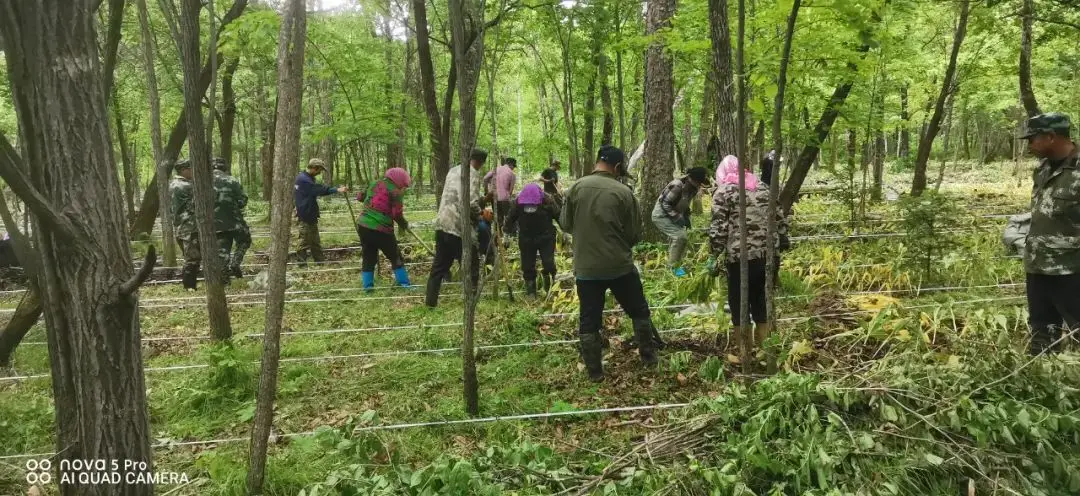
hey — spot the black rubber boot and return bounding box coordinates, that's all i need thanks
[579,332,605,382]
[524,279,537,297]
[1029,325,1062,355]
[632,318,659,366]
[541,273,553,293]
[230,265,244,279]
[425,275,442,308]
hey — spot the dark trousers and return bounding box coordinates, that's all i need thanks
[426,230,480,307]
[576,270,652,336]
[726,258,768,325]
[1026,272,1080,354]
[520,236,556,283]
[478,221,495,266]
[358,225,403,271]
[495,200,512,230]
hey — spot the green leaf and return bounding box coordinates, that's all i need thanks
[924,453,944,466]
[881,404,899,422]
[748,99,766,116]
[1017,409,1031,428]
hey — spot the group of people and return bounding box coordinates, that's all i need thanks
[169,158,251,290]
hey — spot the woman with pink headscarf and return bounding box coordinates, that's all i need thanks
[504,182,561,297]
[356,167,413,290]
[707,155,788,349]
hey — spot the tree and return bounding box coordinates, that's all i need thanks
[176,0,233,339]
[136,0,178,268]
[412,0,456,201]
[765,0,800,336]
[1018,0,1041,117]
[448,0,487,416]
[911,0,971,196]
[708,0,737,156]
[247,0,306,492]
[639,0,676,242]
[0,2,156,493]
[127,0,249,238]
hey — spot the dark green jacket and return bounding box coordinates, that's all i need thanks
[1026,148,1080,275]
[560,171,641,279]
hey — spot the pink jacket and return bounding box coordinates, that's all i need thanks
[484,165,517,201]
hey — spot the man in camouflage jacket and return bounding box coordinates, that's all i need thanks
[1020,112,1080,354]
[425,148,488,308]
[169,159,200,290]
[651,166,710,277]
[212,158,250,279]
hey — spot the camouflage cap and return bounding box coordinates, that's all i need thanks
[212,157,229,171]
[1019,112,1072,139]
[308,158,326,169]
[173,158,191,173]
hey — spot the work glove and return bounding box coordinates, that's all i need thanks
[779,233,791,252]
[677,215,692,229]
[397,218,409,231]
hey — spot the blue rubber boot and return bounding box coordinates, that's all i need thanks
[361,271,375,291]
[393,267,412,288]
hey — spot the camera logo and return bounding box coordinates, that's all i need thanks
[25,459,53,484]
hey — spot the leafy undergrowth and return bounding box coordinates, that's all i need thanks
[0,185,1071,496]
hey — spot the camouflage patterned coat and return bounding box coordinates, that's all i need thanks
[169,176,196,239]
[708,184,789,263]
[213,169,248,232]
[1025,150,1080,275]
[434,164,483,240]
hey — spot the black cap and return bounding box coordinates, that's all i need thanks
[687,166,710,185]
[173,159,191,173]
[1019,112,1071,139]
[503,157,517,168]
[597,145,625,168]
[471,148,489,163]
[212,157,229,171]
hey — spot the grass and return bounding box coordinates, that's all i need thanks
[0,163,1073,495]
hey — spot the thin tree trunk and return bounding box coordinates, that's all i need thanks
[179,0,232,340]
[113,91,137,223]
[899,84,911,159]
[708,0,737,156]
[616,23,627,150]
[220,58,240,162]
[448,0,485,417]
[935,91,956,192]
[735,0,751,374]
[246,0,305,492]
[1019,0,1041,117]
[600,54,614,146]
[911,0,970,196]
[872,129,885,201]
[412,0,455,201]
[0,2,156,492]
[640,0,676,242]
[765,0,798,334]
[692,70,717,168]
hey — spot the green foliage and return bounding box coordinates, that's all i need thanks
[897,192,964,283]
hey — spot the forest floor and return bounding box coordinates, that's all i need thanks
[2,162,1079,495]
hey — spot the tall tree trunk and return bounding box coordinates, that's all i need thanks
[246,0,305,491]
[899,83,911,159]
[692,71,717,168]
[135,0,177,267]
[127,0,249,236]
[583,71,598,166]
[220,58,240,163]
[734,0,751,373]
[261,108,277,202]
[448,0,485,417]
[412,0,455,200]
[935,91,956,192]
[616,30,627,150]
[555,9,582,176]
[1019,0,1041,117]
[112,92,137,223]
[911,0,970,196]
[640,0,676,242]
[766,0,799,333]
[600,54,615,146]
[872,129,885,201]
[708,0,737,156]
[383,0,405,168]
[179,0,232,340]
[0,2,156,492]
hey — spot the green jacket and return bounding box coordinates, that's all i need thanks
[169,176,196,238]
[213,169,248,233]
[560,171,641,279]
[1026,148,1080,275]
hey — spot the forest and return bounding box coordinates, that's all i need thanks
[1,0,1079,494]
